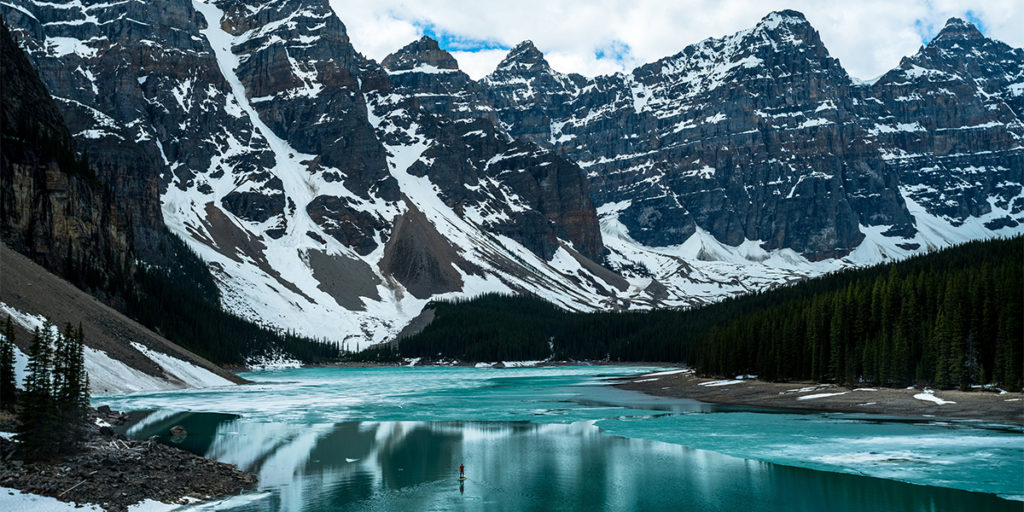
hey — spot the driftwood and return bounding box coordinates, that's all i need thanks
[58,479,87,497]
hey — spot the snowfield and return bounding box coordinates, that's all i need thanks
[0,302,234,395]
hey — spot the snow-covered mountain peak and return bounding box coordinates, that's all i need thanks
[382,35,461,72]
[932,17,986,44]
[495,40,549,72]
[755,9,812,32]
[749,9,830,56]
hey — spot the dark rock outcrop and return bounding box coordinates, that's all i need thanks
[481,40,587,146]
[0,21,133,299]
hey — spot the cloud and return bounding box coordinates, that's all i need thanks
[328,0,1024,80]
[449,49,509,80]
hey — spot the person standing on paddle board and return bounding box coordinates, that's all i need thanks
[460,464,465,478]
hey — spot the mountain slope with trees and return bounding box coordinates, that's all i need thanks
[391,236,1023,389]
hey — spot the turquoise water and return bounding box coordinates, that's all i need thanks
[96,366,1023,510]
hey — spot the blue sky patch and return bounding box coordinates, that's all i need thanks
[963,10,986,33]
[594,40,632,63]
[419,24,507,53]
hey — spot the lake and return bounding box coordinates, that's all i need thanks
[95,366,1023,511]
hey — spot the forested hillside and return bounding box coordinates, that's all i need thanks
[390,236,1023,389]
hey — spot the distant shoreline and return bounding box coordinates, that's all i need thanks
[255,360,674,371]
[237,362,1024,424]
[612,369,1024,424]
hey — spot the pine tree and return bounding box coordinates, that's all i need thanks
[1,316,17,411]
[16,323,59,461]
[52,323,89,454]
[828,296,845,382]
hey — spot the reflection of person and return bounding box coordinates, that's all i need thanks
[459,464,465,478]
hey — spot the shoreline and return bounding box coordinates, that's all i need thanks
[240,361,1024,424]
[245,360,671,372]
[0,407,256,511]
[612,369,1024,424]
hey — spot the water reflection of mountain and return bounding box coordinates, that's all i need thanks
[123,410,240,455]
[122,414,1020,512]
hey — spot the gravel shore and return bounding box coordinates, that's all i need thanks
[614,369,1024,424]
[0,408,256,511]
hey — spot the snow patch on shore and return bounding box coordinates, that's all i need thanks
[0,486,102,511]
[699,379,743,387]
[0,301,231,394]
[914,389,956,405]
[642,368,690,377]
[247,351,303,371]
[797,392,848,400]
[130,343,232,388]
[502,361,544,368]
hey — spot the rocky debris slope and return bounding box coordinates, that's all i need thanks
[0,408,256,512]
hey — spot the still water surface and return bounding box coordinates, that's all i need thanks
[96,366,1023,511]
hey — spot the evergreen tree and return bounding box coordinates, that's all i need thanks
[53,323,90,453]
[1,316,17,411]
[16,323,59,461]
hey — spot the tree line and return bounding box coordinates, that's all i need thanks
[696,238,1022,388]
[124,233,344,366]
[381,236,1023,390]
[1,316,91,461]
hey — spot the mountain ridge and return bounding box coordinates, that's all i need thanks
[2,1,1020,349]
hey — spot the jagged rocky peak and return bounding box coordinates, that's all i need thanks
[647,8,837,85]
[931,17,986,43]
[482,40,586,145]
[864,13,1024,229]
[496,40,550,71]
[751,9,830,54]
[487,39,586,90]
[757,9,811,30]
[382,36,460,71]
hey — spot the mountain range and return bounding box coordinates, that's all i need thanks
[1,0,1021,351]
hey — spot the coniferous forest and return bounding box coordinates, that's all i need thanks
[125,234,343,366]
[387,236,1023,390]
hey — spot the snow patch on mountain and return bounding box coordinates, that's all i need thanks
[0,302,232,394]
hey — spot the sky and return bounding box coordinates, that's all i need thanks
[327,0,1024,81]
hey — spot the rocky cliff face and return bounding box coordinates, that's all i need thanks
[481,41,587,146]
[2,2,1020,348]
[861,18,1024,231]
[0,21,133,300]
[382,36,495,123]
[2,0,611,347]
[469,13,1021,261]
[380,38,604,261]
